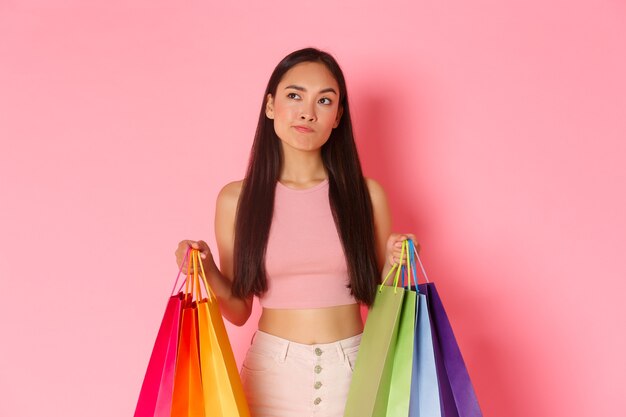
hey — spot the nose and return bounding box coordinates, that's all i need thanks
[299,100,316,122]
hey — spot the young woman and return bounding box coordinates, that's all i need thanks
[175,47,417,417]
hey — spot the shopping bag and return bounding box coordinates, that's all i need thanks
[170,251,205,417]
[412,242,483,417]
[194,250,251,417]
[344,242,407,417]
[386,241,418,417]
[407,240,442,417]
[134,295,183,417]
[134,249,188,417]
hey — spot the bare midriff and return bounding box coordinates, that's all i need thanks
[258,303,364,344]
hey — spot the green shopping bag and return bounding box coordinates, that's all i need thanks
[387,252,417,416]
[344,241,416,417]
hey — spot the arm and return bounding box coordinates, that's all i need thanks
[366,178,393,281]
[175,181,252,326]
[207,180,253,326]
[174,181,254,326]
[366,178,418,284]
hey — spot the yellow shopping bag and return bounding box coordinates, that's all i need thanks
[193,250,251,417]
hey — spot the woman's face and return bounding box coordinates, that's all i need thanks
[265,61,343,153]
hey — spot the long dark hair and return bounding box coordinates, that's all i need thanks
[232,47,379,306]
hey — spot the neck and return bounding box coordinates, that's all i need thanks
[279,146,327,186]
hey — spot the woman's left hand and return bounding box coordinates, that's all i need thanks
[386,233,421,266]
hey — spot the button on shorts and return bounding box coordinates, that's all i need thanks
[240,330,362,417]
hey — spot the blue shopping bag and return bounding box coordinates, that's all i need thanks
[410,240,483,417]
[406,239,442,417]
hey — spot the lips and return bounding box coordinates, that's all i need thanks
[293,125,314,133]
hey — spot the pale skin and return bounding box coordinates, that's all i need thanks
[175,62,420,344]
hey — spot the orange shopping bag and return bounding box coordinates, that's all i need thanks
[170,250,205,417]
[193,250,251,417]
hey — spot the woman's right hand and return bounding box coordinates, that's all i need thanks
[175,239,212,275]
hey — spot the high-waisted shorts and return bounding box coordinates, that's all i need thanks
[239,330,362,417]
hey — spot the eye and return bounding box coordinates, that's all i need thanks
[287,92,301,100]
[318,97,332,105]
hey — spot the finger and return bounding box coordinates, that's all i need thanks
[197,240,210,259]
[183,240,198,250]
[392,235,410,247]
[392,257,408,266]
[391,252,408,264]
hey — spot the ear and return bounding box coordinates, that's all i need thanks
[333,105,344,128]
[265,93,275,119]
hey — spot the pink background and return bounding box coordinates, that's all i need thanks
[1,1,625,416]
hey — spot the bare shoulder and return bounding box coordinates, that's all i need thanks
[215,180,243,247]
[216,180,244,211]
[365,177,388,205]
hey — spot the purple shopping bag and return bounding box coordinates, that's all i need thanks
[417,282,483,417]
[408,240,482,417]
[134,248,189,417]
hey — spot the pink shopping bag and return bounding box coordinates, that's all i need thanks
[134,248,189,417]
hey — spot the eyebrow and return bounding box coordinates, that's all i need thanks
[284,85,338,95]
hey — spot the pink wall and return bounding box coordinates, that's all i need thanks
[1,1,624,416]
